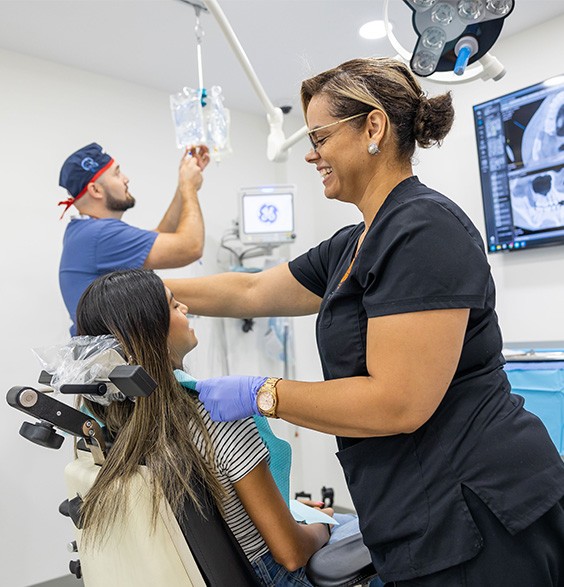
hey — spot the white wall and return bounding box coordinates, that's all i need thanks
[0,48,316,586]
[3,12,564,587]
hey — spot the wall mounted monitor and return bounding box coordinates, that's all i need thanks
[238,185,296,245]
[473,74,564,253]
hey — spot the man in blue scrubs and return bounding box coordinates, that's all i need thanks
[58,142,209,334]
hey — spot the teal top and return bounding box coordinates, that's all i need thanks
[252,415,291,506]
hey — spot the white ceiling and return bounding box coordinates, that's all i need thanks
[0,0,563,116]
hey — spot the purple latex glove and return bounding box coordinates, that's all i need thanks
[195,375,268,421]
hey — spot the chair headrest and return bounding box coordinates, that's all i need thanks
[33,335,128,406]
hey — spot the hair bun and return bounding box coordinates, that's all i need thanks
[414,92,454,149]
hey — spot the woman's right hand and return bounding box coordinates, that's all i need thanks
[316,507,335,539]
[297,498,327,509]
[296,500,335,539]
[319,507,334,519]
[234,460,334,570]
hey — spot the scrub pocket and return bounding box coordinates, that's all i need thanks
[336,435,429,548]
[336,433,483,581]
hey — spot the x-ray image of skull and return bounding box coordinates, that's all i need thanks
[510,167,564,230]
[508,89,564,231]
[521,90,564,165]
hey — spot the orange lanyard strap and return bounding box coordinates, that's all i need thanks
[338,251,359,288]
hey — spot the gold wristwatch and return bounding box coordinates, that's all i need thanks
[256,377,282,418]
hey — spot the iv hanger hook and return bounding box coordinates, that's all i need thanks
[194,6,204,43]
[177,0,207,99]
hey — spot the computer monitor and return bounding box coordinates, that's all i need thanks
[238,185,296,245]
[473,75,564,253]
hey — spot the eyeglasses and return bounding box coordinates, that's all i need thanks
[307,112,368,152]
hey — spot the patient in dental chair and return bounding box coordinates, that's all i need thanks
[75,268,332,587]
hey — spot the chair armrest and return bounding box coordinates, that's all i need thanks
[305,532,377,587]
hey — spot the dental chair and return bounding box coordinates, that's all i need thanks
[7,362,377,587]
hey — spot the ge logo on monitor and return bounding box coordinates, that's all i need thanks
[258,204,278,224]
[238,185,295,245]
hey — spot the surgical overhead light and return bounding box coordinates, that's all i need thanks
[385,0,515,83]
[177,0,516,163]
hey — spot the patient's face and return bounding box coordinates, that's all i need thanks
[166,287,198,369]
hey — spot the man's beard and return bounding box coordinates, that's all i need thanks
[106,192,136,212]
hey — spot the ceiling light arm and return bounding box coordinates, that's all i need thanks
[203,0,305,161]
[383,0,506,84]
[278,125,310,154]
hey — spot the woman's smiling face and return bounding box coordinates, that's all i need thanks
[304,94,369,203]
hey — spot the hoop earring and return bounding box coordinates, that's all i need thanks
[368,142,380,156]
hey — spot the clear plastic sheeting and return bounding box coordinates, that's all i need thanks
[170,85,231,161]
[207,86,231,154]
[170,87,205,146]
[33,335,128,406]
[264,317,291,363]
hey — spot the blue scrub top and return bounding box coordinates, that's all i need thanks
[59,216,157,334]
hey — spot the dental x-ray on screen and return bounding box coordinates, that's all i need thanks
[474,75,564,253]
[238,185,296,245]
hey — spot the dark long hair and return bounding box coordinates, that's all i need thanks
[76,269,224,545]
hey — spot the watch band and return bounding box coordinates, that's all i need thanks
[256,377,281,418]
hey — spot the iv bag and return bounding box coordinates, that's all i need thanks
[170,85,231,161]
[207,86,231,153]
[170,87,206,147]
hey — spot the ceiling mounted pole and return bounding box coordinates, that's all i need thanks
[194,7,205,93]
[202,0,308,162]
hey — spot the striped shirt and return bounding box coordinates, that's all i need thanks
[190,400,270,563]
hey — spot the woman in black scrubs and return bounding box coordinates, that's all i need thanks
[166,57,564,586]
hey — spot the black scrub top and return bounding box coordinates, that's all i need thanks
[288,177,564,582]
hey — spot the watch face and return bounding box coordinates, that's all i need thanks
[257,391,275,412]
